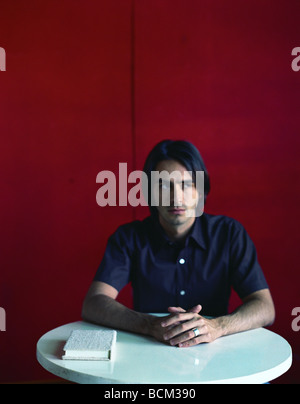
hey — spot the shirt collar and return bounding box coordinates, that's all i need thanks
[149,215,207,250]
[188,215,207,250]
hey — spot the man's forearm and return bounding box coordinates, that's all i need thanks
[215,292,276,338]
[81,290,275,348]
[82,294,154,336]
[161,290,276,348]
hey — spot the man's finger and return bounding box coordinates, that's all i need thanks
[161,312,196,328]
[188,304,202,314]
[178,333,210,348]
[164,318,205,341]
[168,306,186,313]
[167,304,202,314]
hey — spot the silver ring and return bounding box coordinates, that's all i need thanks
[192,328,200,337]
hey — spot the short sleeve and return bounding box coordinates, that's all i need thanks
[229,221,269,299]
[94,226,133,292]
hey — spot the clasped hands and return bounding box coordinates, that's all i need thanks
[151,304,221,348]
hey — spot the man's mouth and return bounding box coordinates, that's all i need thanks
[168,208,186,214]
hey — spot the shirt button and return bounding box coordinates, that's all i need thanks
[179,258,185,265]
[180,290,186,296]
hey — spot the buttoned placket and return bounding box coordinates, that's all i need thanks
[177,251,187,305]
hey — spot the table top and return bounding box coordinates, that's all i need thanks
[36,320,292,384]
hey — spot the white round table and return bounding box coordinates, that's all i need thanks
[36,320,292,384]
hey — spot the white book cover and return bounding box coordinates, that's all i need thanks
[62,330,117,361]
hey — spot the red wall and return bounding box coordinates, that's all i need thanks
[0,0,299,383]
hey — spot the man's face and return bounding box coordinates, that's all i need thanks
[152,159,201,228]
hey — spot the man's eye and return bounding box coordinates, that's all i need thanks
[160,183,170,190]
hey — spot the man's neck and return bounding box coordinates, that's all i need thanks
[159,216,195,243]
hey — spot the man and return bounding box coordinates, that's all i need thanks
[82,140,275,348]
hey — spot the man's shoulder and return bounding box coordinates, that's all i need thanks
[110,216,152,240]
[202,212,245,234]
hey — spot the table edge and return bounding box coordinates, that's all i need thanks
[36,321,293,384]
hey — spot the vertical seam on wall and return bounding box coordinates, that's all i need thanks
[131,0,137,220]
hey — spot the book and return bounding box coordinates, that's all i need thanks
[62,329,117,361]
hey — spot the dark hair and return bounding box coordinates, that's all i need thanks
[143,139,210,217]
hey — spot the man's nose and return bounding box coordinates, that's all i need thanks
[171,184,184,206]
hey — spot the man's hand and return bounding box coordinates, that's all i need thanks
[83,282,275,346]
[160,305,222,348]
[147,305,202,343]
[159,289,275,347]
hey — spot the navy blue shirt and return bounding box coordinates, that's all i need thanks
[94,213,269,316]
